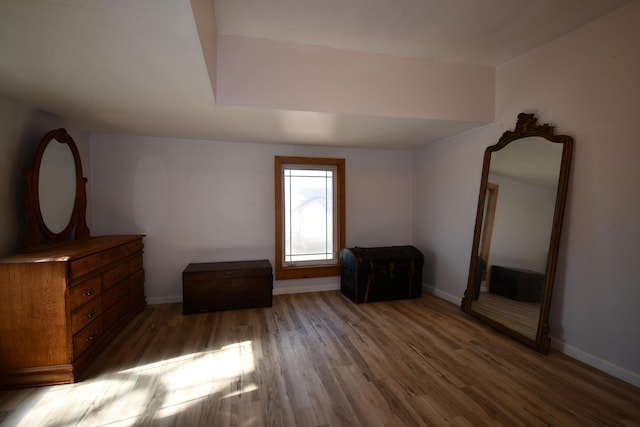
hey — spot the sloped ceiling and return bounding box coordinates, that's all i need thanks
[0,0,630,149]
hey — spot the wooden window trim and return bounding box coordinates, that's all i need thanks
[275,156,346,280]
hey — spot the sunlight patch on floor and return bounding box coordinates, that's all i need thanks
[152,341,257,421]
[12,341,257,426]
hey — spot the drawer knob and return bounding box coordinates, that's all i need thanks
[86,331,97,342]
[84,308,96,319]
[84,287,95,297]
[114,272,121,280]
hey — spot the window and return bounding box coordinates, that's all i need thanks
[275,156,345,280]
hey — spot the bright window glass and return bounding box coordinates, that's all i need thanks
[283,166,337,264]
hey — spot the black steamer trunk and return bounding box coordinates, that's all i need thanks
[340,246,424,303]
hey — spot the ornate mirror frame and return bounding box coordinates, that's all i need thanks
[461,113,573,354]
[22,128,90,249]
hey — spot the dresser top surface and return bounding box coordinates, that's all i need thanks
[0,235,144,264]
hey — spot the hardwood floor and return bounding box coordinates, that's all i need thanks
[1,291,639,426]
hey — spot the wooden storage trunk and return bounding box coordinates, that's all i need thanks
[340,246,424,303]
[182,260,273,314]
[489,265,544,302]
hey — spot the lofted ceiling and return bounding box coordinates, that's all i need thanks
[0,0,630,149]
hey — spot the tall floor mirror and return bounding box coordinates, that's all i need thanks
[461,113,573,354]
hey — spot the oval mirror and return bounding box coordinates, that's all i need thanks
[461,113,573,354]
[22,128,90,249]
[38,139,77,234]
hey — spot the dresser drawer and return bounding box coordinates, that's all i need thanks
[103,299,130,329]
[101,240,142,266]
[103,262,130,290]
[129,255,143,273]
[103,280,129,310]
[129,269,144,292]
[70,252,104,280]
[71,300,102,335]
[69,276,102,311]
[73,319,103,358]
[130,281,145,303]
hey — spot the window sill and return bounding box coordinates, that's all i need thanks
[275,264,340,280]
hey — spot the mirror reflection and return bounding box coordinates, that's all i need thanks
[462,113,573,354]
[470,137,562,340]
[38,139,77,233]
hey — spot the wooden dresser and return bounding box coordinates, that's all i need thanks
[0,235,146,388]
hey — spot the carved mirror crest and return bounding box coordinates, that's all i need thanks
[461,113,573,354]
[22,128,90,249]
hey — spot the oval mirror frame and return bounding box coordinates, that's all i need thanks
[22,128,90,249]
[461,113,573,354]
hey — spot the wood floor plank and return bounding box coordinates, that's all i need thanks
[1,291,639,426]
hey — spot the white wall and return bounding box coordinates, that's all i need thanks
[0,94,90,256]
[90,135,413,302]
[413,1,640,386]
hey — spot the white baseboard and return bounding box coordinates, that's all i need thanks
[422,283,462,305]
[147,285,470,307]
[551,339,640,388]
[272,282,340,295]
[146,295,182,305]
